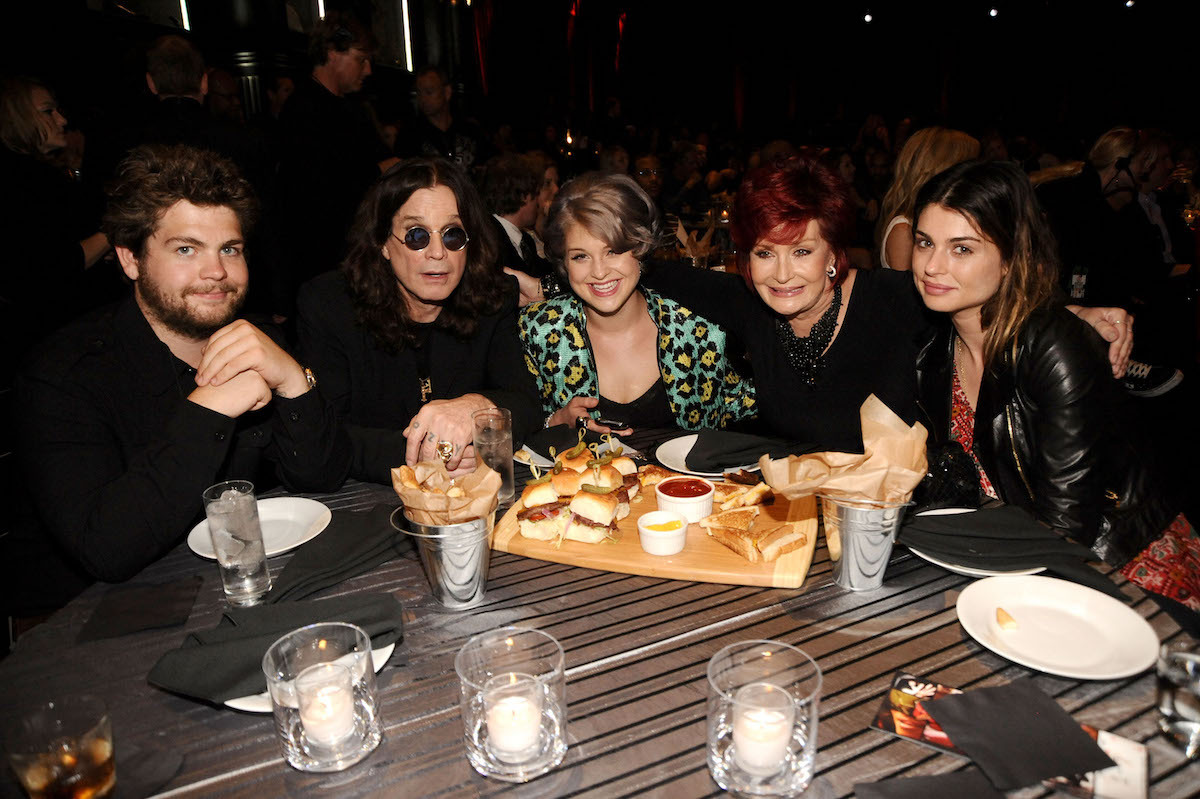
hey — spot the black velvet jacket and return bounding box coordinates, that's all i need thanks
[914,305,1175,566]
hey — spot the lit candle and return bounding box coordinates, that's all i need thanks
[297,663,357,747]
[732,682,794,775]
[484,673,544,763]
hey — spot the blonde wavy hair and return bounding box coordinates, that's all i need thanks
[877,127,980,248]
[0,76,59,157]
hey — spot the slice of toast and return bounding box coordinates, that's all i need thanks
[734,482,773,507]
[711,482,747,506]
[756,522,808,562]
[638,464,680,487]
[699,505,760,531]
[706,525,763,563]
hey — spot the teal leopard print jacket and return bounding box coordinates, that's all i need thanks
[518,287,756,430]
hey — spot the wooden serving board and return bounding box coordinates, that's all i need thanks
[492,491,818,589]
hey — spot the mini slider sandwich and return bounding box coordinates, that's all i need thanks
[555,439,593,473]
[580,462,631,519]
[516,477,569,540]
[565,488,620,543]
[610,455,640,500]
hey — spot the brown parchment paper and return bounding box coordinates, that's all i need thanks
[391,461,501,525]
[758,395,928,504]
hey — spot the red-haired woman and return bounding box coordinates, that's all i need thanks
[730,155,1133,451]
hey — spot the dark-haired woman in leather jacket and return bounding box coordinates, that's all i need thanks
[910,160,1197,623]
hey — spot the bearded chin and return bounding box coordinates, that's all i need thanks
[138,284,246,340]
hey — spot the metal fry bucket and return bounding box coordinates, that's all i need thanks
[393,508,494,609]
[820,496,908,592]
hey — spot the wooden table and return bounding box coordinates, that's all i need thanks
[1,480,1195,798]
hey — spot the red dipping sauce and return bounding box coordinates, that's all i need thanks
[658,478,712,498]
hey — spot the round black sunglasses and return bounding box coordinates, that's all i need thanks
[392,225,470,252]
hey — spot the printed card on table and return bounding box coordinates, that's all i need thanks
[869,671,1147,799]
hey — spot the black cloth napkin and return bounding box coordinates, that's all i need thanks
[898,505,1126,600]
[147,593,404,704]
[921,680,1115,790]
[113,743,184,798]
[77,576,202,643]
[267,504,405,603]
[854,769,1004,799]
[683,429,812,472]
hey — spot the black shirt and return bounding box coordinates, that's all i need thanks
[736,268,928,453]
[297,271,543,482]
[12,297,350,602]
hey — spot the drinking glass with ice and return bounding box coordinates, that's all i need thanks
[202,480,272,606]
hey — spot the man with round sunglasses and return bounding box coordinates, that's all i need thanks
[397,223,470,252]
[298,158,543,483]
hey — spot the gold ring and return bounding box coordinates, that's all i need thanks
[435,440,455,463]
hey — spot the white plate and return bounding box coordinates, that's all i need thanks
[654,434,760,478]
[188,497,332,559]
[908,546,1046,578]
[516,445,553,469]
[224,643,395,713]
[956,575,1158,680]
[907,509,1045,577]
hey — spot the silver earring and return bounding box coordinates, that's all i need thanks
[826,263,836,279]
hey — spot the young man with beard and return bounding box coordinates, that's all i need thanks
[10,144,349,619]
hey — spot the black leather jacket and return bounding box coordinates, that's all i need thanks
[914,306,1175,567]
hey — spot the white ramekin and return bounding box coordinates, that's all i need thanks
[654,477,714,524]
[637,510,689,556]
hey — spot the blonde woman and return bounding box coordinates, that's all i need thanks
[877,126,979,271]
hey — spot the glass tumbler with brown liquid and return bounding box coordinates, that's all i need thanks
[6,696,114,799]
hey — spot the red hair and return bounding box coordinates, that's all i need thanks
[731,154,856,288]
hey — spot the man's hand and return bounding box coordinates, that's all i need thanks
[189,370,272,418]
[1067,305,1134,377]
[402,394,493,471]
[195,320,310,398]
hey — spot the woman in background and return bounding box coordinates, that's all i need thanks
[911,160,1197,625]
[877,127,979,271]
[1,76,111,352]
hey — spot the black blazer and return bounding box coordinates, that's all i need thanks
[489,216,552,278]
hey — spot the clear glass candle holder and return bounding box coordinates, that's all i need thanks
[707,640,822,796]
[454,626,567,782]
[262,622,382,772]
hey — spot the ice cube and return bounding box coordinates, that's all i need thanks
[211,527,246,560]
[220,489,242,502]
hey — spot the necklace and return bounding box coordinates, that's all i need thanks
[775,283,843,387]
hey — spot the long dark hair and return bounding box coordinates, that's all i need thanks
[914,159,1059,365]
[342,157,502,352]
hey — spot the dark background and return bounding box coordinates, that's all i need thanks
[6,0,1198,158]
